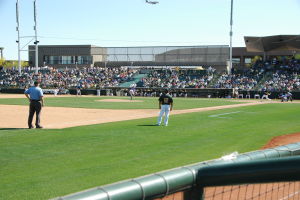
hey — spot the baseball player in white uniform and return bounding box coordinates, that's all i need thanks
[157,89,173,126]
[129,88,135,100]
[54,88,58,96]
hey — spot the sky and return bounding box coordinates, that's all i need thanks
[0,0,299,60]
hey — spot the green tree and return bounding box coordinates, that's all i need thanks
[4,61,14,68]
[250,56,262,66]
[21,61,29,67]
[0,58,5,67]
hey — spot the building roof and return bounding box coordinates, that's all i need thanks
[28,45,100,48]
[244,35,300,52]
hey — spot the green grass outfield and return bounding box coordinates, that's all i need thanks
[0,97,300,199]
[0,96,242,109]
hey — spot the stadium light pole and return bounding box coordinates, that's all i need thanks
[33,0,39,74]
[16,0,21,74]
[229,0,233,74]
[0,47,4,59]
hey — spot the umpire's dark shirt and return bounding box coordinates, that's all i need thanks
[159,94,173,105]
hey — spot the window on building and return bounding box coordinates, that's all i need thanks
[244,57,252,64]
[44,55,91,65]
[62,56,73,64]
[77,56,92,64]
[232,57,241,64]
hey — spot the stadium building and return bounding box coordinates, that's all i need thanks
[28,45,107,68]
[28,35,300,71]
[28,45,229,71]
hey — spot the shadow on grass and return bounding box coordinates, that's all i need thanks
[0,128,27,130]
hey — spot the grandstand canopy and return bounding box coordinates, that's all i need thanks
[244,35,300,52]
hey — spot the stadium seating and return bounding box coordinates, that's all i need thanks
[0,58,299,92]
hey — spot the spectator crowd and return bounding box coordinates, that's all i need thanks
[256,57,300,91]
[0,57,299,92]
[213,72,260,90]
[140,69,214,89]
[213,57,300,92]
[0,66,138,89]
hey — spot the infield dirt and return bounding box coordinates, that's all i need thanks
[0,99,269,129]
[0,94,297,129]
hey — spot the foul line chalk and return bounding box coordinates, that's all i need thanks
[209,111,242,118]
[279,189,300,200]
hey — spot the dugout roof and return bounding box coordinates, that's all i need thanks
[244,35,300,52]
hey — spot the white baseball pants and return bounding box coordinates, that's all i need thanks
[157,105,171,126]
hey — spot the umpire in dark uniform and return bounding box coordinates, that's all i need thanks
[25,81,44,129]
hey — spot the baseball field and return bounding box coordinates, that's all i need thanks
[0,95,300,200]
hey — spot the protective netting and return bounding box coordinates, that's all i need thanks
[152,182,300,200]
[204,181,300,200]
[153,192,184,200]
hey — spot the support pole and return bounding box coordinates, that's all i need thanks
[0,48,3,59]
[16,0,21,74]
[34,0,39,74]
[229,0,233,74]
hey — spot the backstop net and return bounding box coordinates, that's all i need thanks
[153,182,300,200]
[204,182,300,200]
[153,156,300,200]
[195,156,300,200]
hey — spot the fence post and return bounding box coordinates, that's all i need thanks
[183,186,204,200]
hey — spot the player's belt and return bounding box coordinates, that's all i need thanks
[30,99,40,102]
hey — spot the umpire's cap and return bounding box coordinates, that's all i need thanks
[34,81,39,86]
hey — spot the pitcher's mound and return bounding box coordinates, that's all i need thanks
[96,99,143,102]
